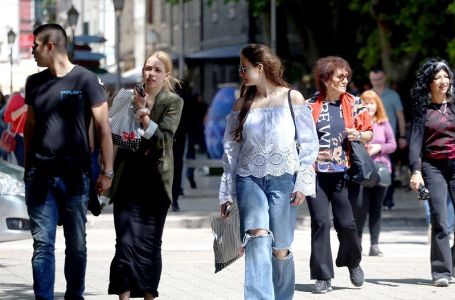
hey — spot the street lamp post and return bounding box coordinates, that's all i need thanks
[271,0,276,53]
[113,0,125,91]
[7,29,16,95]
[67,5,79,60]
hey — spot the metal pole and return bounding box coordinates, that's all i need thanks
[9,46,13,94]
[178,0,184,79]
[115,13,122,91]
[271,0,276,54]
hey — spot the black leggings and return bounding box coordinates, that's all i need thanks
[422,158,455,280]
[353,185,387,245]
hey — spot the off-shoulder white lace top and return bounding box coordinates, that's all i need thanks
[219,104,319,204]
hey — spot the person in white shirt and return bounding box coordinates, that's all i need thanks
[219,43,319,300]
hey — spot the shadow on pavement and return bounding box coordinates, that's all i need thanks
[365,278,433,286]
[0,283,40,299]
[0,283,105,300]
[295,283,358,293]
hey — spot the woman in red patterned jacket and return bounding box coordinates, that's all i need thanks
[305,56,373,294]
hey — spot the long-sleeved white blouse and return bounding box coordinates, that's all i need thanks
[219,104,319,204]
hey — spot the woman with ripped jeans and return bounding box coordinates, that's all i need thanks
[219,44,319,300]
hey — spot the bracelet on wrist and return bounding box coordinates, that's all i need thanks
[356,132,362,141]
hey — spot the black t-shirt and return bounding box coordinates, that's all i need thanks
[25,65,106,171]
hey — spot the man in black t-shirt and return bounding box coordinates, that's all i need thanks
[24,23,113,300]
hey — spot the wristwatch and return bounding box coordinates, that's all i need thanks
[101,170,114,180]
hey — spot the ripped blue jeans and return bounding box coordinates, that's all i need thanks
[236,173,297,300]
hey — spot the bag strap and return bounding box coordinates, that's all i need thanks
[11,112,26,135]
[287,89,300,154]
[7,112,25,135]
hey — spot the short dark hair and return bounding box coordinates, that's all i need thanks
[370,67,384,73]
[33,23,68,52]
[313,56,352,94]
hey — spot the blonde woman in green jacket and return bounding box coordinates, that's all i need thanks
[108,51,183,300]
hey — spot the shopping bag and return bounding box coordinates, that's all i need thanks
[0,128,16,153]
[211,202,243,273]
[109,89,143,152]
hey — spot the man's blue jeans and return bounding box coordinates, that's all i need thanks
[236,173,297,300]
[26,175,89,300]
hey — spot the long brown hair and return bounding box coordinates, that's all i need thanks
[232,44,290,142]
[360,90,388,123]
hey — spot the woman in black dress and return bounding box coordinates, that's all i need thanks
[108,51,183,299]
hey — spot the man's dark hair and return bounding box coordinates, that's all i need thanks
[33,23,68,52]
[370,67,384,73]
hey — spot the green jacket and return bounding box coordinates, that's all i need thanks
[110,89,184,204]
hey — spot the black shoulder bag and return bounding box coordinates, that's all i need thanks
[287,90,300,154]
[347,97,380,188]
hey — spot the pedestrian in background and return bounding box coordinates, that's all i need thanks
[24,23,113,300]
[369,68,407,210]
[219,43,318,300]
[185,92,208,189]
[409,58,455,287]
[353,90,396,256]
[306,56,372,293]
[4,90,27,166]
[108,51,183,299]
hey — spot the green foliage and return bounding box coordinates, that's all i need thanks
[349,0,455,79]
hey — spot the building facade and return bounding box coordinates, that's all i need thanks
[148,0,253,102]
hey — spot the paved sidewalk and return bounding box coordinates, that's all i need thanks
[1,172,454,299]
[88,172,428,230]
[0,227,453,299]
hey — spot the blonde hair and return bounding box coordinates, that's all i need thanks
[143,51,181,92]
[360,90,388,123]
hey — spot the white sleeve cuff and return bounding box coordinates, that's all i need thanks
[293,167,316,198]
[142,121,158,139]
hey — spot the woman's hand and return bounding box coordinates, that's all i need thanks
[133,89,147,110]
[345,128,361,142]
[409,171,424,191]
[291,191,305,206]
[220,201,233,218]
[367,144,381,156]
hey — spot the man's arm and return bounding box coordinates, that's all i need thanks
[23,106,35,172]
[91,102,113,193]
[396,110,407,149]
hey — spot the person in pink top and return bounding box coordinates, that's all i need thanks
[352,90,396,257]
[4,90,27,166]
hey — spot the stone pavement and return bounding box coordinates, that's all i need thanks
[0,227,453,299]
[2,171,451,299]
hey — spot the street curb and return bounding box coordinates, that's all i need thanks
[87,214,428,229]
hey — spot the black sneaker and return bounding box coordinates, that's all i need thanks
[312,279,332,294]
[349,265,364,287]
[171,203,180,212]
